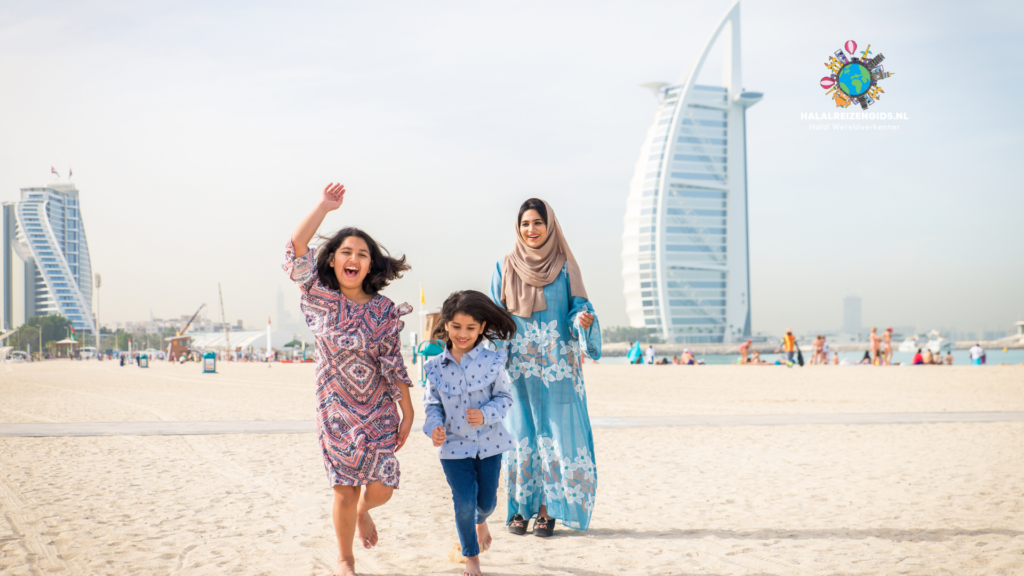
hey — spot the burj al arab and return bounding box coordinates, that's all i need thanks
[621,0,762,344]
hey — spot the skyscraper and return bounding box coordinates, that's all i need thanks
[843,296,862,335]
[621,0,761,343]
[2,184,96,334]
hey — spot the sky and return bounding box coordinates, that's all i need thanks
[2,0,1022,340]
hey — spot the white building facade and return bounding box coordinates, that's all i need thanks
[622,1,761,344]
[2,184,96,334]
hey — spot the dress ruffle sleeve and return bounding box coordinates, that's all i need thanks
[377,302,414,401]
[283,239,317,292]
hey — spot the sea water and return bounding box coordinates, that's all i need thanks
[597,349,1024,366]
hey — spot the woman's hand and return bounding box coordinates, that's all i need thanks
[465,408,484,426]
[319,183,346,212]
[578,312,594,330]
[431,426,446,447]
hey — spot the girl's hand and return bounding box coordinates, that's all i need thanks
[319,183,346,212]
[395,415,414,452]
[578,312,594,329]
[465,408,484,426]
[431,426,446,447]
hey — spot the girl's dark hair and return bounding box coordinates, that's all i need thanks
[315,227,410,294]
[517,198,547,226]
[432,290,517,348]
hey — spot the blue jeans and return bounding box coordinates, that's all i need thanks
[440,454,502,557]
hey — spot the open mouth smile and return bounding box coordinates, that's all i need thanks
[343,265,360,278]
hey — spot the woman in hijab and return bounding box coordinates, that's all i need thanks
[489,198,602,538]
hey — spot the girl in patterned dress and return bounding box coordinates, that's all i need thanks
[284,183,414,576]
[422,291,517,576]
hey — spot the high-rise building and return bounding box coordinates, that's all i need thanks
[621,0,761,343]
[842,296,862,335]
[2,184,96,334]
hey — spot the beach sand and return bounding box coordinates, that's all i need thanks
[1,361,1022,575]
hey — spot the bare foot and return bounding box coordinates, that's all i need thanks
[334,556,356,576]
[476,522,492,552]
[463,555,482,576]
[355,511,378,549]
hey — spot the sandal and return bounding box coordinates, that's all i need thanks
[533,516,554,538]
[507,514,527,536]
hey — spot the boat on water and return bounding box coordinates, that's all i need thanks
[897,335,923,353]
[899,330,952,354]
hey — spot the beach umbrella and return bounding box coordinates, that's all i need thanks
[282,339,304,348]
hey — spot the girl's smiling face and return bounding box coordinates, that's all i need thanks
[445,312,486,354]
[519,209,548,248]
[330,236,371,292]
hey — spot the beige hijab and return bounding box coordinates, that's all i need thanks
[501,200,588,318]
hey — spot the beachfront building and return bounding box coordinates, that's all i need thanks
[1,184,96,334]
[621,0,761,344]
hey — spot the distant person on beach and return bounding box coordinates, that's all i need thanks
[969,343,984,365]
[945,351,954,365]
[869,327,881,364]
[781,329,796,365]
[738,340,752,364]
[285,183,414,576]
[913,349,924,365]
[861,351,872,364]
[490,198,601,538]
[749,349,767,364]
[883,328,894,365]
[922,349,934,365]
[423,291,517,575]
[681,349,696,365]
[645,345,656,365]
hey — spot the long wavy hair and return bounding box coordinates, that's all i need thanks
[432,290,517,349]
[315,227,410,294]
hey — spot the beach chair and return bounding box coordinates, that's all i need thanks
[415,339,446,386]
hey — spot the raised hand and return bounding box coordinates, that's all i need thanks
[319,182,346,212]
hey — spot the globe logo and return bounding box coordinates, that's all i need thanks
[837,63,871,96]
[819,40,895,110]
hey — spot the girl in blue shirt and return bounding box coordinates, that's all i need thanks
[423,290,517,576]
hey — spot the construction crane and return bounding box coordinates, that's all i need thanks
[218,283,231,358]
[178,303,206,336]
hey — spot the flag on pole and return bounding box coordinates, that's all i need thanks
[51,166,59,178]
[69,167,73,179]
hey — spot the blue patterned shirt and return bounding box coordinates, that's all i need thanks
[422,343,516,460]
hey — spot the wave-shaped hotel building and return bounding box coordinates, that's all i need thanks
[621,0,761,344]
[2,184,96,335]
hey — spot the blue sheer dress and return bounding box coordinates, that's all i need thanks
[490,261,601,530]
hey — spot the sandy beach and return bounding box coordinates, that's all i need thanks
[2,360,1022,575]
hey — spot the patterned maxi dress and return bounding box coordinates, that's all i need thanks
[284,240,413,488]
[490,261,602,530]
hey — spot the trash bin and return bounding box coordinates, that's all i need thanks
[138,354,149,368]
[202,351,217,374]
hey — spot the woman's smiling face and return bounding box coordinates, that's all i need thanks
[331,235,371,291]
[519,209,548,248]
